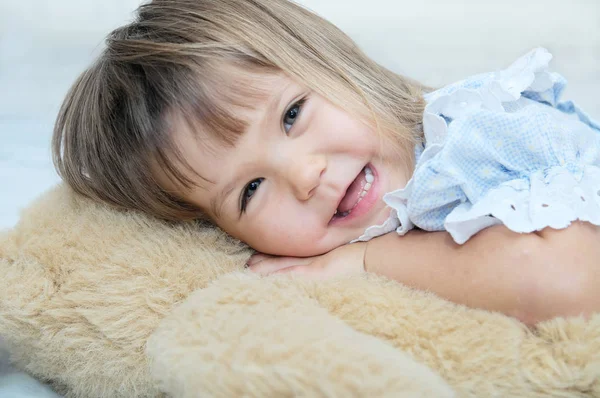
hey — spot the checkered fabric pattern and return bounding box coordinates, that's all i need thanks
[357,48,600,244]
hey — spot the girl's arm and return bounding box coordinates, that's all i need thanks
[365,222,600,325]
[249,222,600,325]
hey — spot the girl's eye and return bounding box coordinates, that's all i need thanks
[240,178,264,213]
[283,97,306,134]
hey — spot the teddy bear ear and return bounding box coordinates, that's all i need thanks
[0,184,252,397]
[147,273,455,397]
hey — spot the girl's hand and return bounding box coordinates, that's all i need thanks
[247,242,368,280]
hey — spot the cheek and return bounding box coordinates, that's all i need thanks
[245,211,329,256]
[323,110,377,152]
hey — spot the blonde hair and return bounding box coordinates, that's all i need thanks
[53,0,428,221]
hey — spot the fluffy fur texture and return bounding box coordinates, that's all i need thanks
[1,185,599,397]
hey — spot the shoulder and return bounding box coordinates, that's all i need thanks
[421,48,565,147]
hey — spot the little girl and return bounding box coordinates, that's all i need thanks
[52,0,600,325]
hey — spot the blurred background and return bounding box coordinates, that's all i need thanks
[1,0,599,229]
[0,0,599,395]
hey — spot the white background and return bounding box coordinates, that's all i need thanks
[0,0,599,393]
[1,0,599,229]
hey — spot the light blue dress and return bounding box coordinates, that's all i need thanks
[356,48,600,244]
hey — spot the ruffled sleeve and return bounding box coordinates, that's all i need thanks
[356,48,600,244]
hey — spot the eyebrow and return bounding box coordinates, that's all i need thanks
[266,83,287,124]
[211,180,237,220]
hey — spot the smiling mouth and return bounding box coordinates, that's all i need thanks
[332,166,374,220]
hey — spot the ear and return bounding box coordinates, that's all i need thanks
[147,272,454,397]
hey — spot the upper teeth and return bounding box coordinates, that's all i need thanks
[359,166,374,199]
[334,166,374,216]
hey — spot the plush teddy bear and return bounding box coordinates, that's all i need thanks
[1,185,599,397]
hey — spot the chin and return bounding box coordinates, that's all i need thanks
[373,204,391,225]
[303,239,344,257]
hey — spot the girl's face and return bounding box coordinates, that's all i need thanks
[170,74,411,256]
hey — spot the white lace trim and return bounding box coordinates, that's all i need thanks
[353,48,600,243]
[445,166,600,243]
[422,47,556,147]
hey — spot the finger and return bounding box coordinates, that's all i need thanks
[272,264,311,275]
[246,253,274,267]
[272,264,324,280]
[248,256,311,275]
[248,257,298,274]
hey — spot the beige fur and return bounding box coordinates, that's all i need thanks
[1,184,599,397]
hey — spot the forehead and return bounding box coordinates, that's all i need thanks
[178,65,285,146]
[163,68,294,211]
[172,66,289,153]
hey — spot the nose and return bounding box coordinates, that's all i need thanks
[286,154,326,201]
